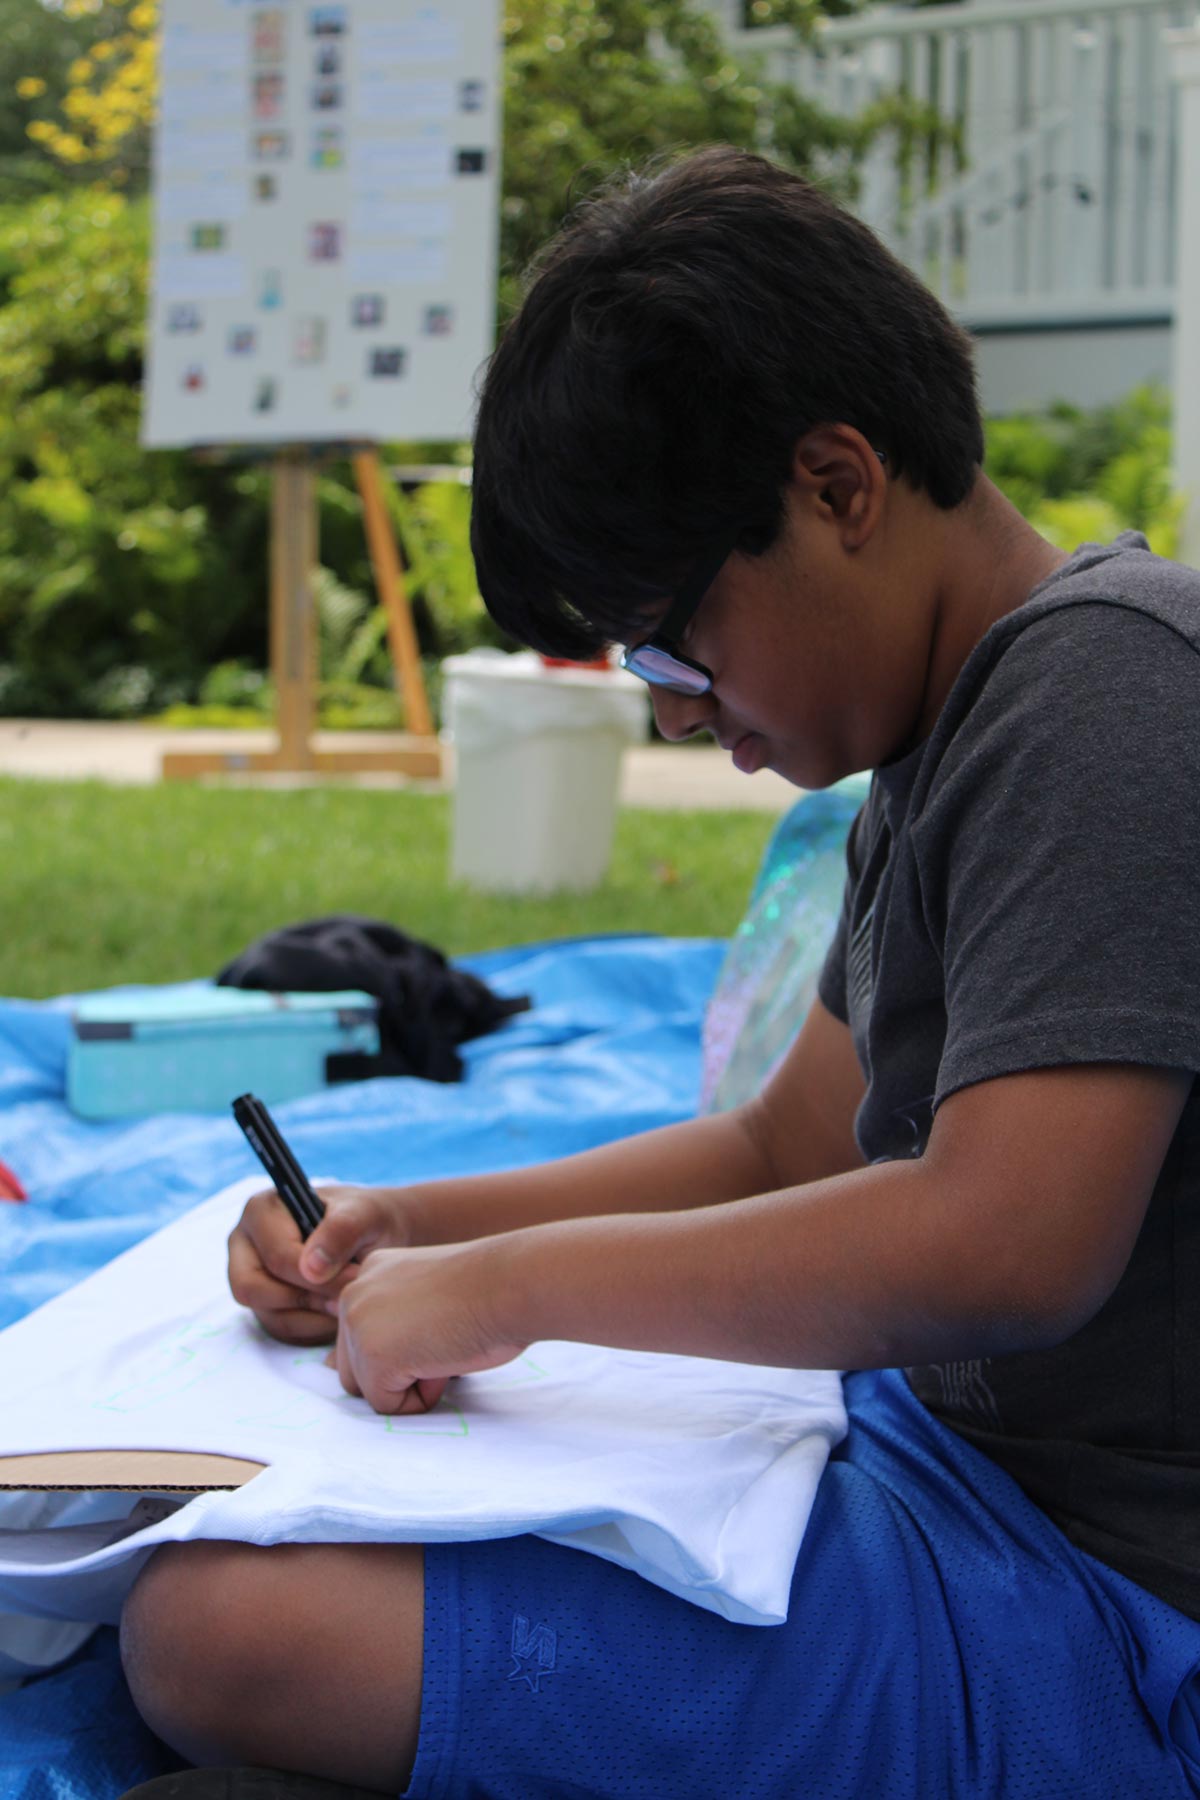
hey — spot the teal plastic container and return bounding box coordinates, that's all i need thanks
[68,987,381,1119]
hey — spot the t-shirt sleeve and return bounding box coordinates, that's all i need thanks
[817,802,866,1026]
[914,602,1200,1108]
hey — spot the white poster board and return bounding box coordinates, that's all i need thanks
[141,0,502,448]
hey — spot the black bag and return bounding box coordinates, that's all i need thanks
[216,914,530,1083]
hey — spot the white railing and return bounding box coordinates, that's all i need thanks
[704,0,1194,328]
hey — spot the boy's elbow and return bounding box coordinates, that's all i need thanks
[951,1238,1127,1359]
[901,1170,1132,1359]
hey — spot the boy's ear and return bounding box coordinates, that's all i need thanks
[790,425,887,548]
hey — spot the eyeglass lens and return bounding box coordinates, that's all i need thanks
[622,642,712,694]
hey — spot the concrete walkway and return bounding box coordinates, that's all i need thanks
[0,719,800,812]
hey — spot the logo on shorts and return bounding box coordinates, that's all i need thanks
[508,1613,557,1693]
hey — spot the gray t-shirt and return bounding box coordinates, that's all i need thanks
[818,531,1200,1619]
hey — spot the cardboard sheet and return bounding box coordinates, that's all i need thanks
[0,1450,264,1491]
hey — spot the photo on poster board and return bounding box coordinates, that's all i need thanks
[369,346,407,378]
[254,70,285,119]
[308,220,341,262]
[293,316,327,363]
[352,292,384,326]
[167,302,203,333]
[312,127,343,168]
[311,6,348,36]
[254,10,286,60]
[253,130,289,160]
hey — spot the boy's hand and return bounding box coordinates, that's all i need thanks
[324,1241,527,1415]
[227,1182,405,1346]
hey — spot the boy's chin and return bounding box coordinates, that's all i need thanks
[779,747,860,791]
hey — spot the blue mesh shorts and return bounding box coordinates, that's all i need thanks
[401,1369,1200,1800]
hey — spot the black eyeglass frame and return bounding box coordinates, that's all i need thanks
[618,535,737,696]
[618,450,887,697]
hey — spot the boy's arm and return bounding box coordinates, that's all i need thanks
[237,997,866,1337]
[325,1057,1190,1414]
[501,1060,1191,1367]
[323,996,867,1252]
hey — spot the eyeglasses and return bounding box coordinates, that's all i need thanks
[618,451,887,696]
[619,536,737,697]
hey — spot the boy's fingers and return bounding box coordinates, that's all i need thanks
[227,1223,300,1309]
[228,1223,332,1324]
[297,1199,384,1286]
[321,1329,447,1415]
[298,1241,336,1284]
[402,1377,449,1414]
[326,1337,363,1395]
[257,1308,337,1347]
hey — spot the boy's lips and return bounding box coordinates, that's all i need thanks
[730,731,766,775]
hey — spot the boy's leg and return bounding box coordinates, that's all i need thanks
[119,1539,424,1795]
[118,1375,1200,1800]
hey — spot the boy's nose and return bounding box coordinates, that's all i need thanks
[650,685,712,743]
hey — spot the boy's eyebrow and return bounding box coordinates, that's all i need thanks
[620,598,674,648]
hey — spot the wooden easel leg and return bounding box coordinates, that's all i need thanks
[352,448,434,739]
[271,450,317,770]
[161,447,444,784]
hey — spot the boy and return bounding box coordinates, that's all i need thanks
[119,148,1200,1799]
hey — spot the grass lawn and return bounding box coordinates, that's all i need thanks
[3,778,780,999]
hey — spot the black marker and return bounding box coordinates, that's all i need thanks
[232,1092,326,1241]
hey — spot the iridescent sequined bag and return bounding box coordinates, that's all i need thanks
[701,780,868,1113]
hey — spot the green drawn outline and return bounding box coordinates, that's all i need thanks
[92,1330,549,1438]
[93,1323,240,1414]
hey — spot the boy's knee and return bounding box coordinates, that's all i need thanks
[120,1540,279,1760]
[120,1537,426,1789]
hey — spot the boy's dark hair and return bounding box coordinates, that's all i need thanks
[470,145,984,659]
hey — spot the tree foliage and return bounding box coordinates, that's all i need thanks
[0,185,267,715]
[19,0,155,183]
[987,386,1181,561]
[0,0,116,199]
[496,0,878,290]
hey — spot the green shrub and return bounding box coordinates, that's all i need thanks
[985,384,1181,557]
[199,659,272,713]
[0,188,264,715]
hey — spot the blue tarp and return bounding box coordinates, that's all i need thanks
[0,933,724,1799]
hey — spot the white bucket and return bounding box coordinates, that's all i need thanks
[442,651,649,893]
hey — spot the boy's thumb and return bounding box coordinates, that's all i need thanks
[298,1217,358,1284]
[298,1240,335,1283]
